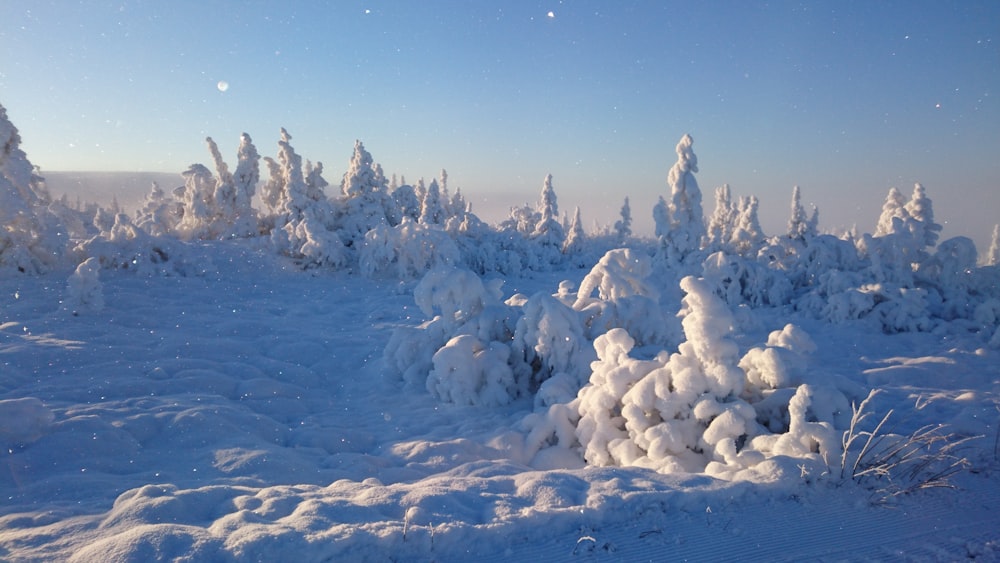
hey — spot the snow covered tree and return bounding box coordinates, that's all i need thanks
[419,178,446,225]
[339,140,395,245]
[874,187,909,237]
[562,206,585,257]
[787,185,816,241]
[174,162,218,240]
[269,129,345,267]
[904,183,942,249]
[391,183,421,223]
[173,135,260,240]
[501,203,539,236]
[730,195,765,255]
[134,182,182,237]
[987,224,1000,266]
[652,196,669,239]
[613,197,632,242]
[259,155,284,219]
[532,174,565,265]
[656,134,706,262]
[229,133,261,237]
[706,184,735,250]
[0,103,66,273]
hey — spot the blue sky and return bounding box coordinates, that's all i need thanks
[2,1,998,246]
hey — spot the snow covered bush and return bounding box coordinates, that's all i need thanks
[385,265,517,397]
[570,276,765,474]
[359,218,460,279]
[701,251,792,308]
[427,335,517,407]
[512,292,594,408]
[64,256,104,314]
[520,275,857,481]
[573,248,675,347]
[390,264,600,407]
[74,213,200,276]
[134,182,182,237]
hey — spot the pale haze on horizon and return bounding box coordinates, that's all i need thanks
[1,1,997,249]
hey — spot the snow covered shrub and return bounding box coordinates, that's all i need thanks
[512,292,594,407]
[359,218,459,279]
[871,286,935,333]
[389,264,599,407]
[134,182,182,237]
[391,266,531,405]
[573,248,675,346]
[426,334,517,407]
[74,213,197,276]
[918,236,979,319]
[0,104,67,273]
[574,328,667,467]
[572,276,763,475]
[745,384,845,475]
[701,251,791,307]
[413,266,503,331]
[522,276,856,479]
[739,324,815,394]
[64,257,104,314]
[337,140,396,246]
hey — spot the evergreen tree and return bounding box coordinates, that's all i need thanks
[419,178,446,225]
[614,197,632,241]
[271,129,344,266]
[731,195,765,255]
[339,140,395,244]
[874,187,909,237]
[904,183,942,248]
[134,181,181,237]
[175,163,217,240]
[532,174,565,263]
[563,206,585,256]
[706,184,735,250]
[0,103,65,272]
[231,132,260,235]
[787,185,810,240]
[658,134,705,260]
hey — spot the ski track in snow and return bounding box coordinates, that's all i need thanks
[1,244,998,561]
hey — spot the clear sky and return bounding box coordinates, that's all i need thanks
[2,1,998,248]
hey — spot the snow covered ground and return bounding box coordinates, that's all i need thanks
[1,241,998,561]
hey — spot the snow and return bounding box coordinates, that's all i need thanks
[2,104,999,559]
